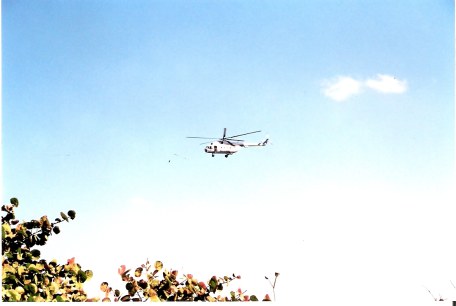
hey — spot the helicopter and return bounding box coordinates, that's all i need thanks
[187,128,268,158]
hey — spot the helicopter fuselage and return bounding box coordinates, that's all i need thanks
[204,141,240,157]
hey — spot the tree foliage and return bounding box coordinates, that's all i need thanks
[2,198,92,301]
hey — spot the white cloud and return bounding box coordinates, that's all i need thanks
[322,76,362,102]
[365,74,407,93]
[322,74,408,101]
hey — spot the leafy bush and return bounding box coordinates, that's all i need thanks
[2,198,93,301]
[100,259,272,302]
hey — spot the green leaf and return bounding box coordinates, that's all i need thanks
[60,212,69,222]
[68,210,76,219]
[25,284,38,294]
[28,264,40,273]
[3,274,18,284]
[10,198,19,207]
[209,278,217,293]
[53,226,61,234]
[55,295,64,302]
[78,270,88,283]
[230,291,236,300]
[31,249,41,259]
[250,295,259,301]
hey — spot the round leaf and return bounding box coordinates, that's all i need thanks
[53,226,61,234]
[10,198,19,207]
[126,282,134,291]
[135,267,143,277]
[67,210,76,220]
[154,261,163,271]
[100,282,109,292]
[250,295,259,301]
[31,249,41,259]
[60,212,69,222]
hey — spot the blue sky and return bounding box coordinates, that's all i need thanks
[1,1,455,305]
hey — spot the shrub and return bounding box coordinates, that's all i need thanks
[100,259,270,302]
[2,198,94,302]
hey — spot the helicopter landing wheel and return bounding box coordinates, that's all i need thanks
[225,154,229,158]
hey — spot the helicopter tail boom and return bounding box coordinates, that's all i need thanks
[242,138,269,147]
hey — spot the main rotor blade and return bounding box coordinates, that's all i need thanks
[223,128,227,139]
[225,138,244,142]
[186,136,218,139]
[226,130,261,139]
